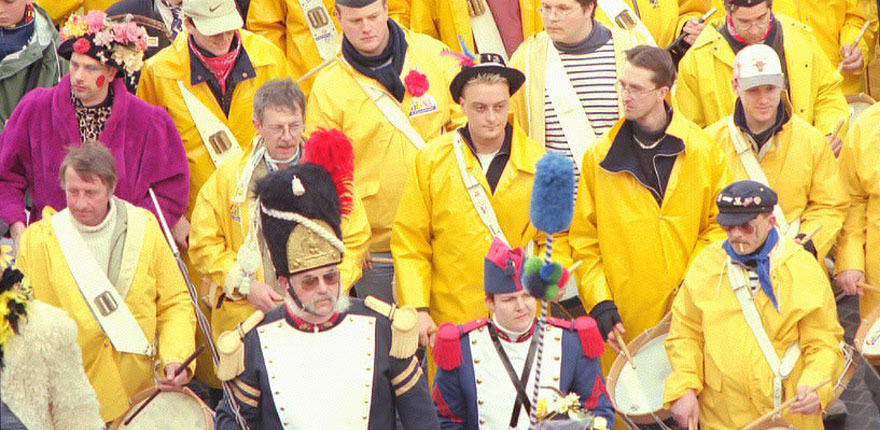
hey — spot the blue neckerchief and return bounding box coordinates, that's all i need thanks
[723,228,780,312]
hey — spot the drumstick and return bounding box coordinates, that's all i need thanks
[614,326,636,370]
[857,282,880,293]
[837,20,873,73]
[297,57,335,84]
[740,377,832,430]
[369,257,395,265]
[123,344,206,425]
[688,415,697,430]
[795,224,822,245]
[827,120,845,142]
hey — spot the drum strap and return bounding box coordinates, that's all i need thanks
[727,260,801,409]
[726,115,800,238]
[297,0,338,61]
[452,130,510,247]
[467,0,509,64]
[596,0,656,46]
[487,323,538,427]
[357,80,427,151]
[176,80,243,168]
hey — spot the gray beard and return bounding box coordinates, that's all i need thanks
[285,289,351,321]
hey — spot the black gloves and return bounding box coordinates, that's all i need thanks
[589,300,622,342]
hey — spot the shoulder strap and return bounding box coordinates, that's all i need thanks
[113,200,147,299]
[467,0,509,63]
[358,81,427,150]
[297,0,338,61]
[51,209,154,356]
[176,80,243,168]
[726,115,797,236]
[452,130,510,246]
[544,39,598,170]
[726,260,801,408]
[596,0,657,46]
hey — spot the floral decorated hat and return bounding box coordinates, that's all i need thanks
[57,10,150,76]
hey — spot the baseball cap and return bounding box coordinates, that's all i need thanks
[182,0,243,36]
[733,44,783,91]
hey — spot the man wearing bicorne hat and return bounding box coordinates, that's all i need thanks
[704,43,847,262]
[189,77,371,363]
[213,163,440,430]
[305,0,465,304]
[665,180,845,430]
[673,0,849,155]
[392,53,545,370]
[0,9,189,255]
[431,238,614,429]
[16,141,197,423]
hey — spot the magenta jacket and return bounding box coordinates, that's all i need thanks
[0,75,189,226]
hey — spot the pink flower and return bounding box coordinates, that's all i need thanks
[84,10,107,34]
[114,21,142,44]
[404,69,429,98]
[73,38,91,54]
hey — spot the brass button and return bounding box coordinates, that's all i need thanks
[477,378,483,384]
[480,418,486,424]
[474,358,480,364]
[554,356,560,361]
[478,400,484,405]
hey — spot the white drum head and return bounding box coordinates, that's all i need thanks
[117,390,212,429]
[863,319,880,356]
[612,333,672,415]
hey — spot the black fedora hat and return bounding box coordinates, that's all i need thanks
[449,53,526,103]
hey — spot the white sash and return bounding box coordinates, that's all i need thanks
[452,131,510,247]
[726,116,799,237]
[468,0,509,63]
[259,314,374,430]
[597,0,657,46]
[51,207,154,356]
[545,40,597,170]
[727,258,801,408]
[298,0,338,61]
[176,80,243,168]
[359,82,426,150]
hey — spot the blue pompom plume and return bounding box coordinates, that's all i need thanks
[529,153,575,234]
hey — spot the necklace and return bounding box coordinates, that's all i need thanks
[634,134,664,149]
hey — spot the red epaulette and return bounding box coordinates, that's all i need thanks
[433,318,488,371]
[546,316,604,359]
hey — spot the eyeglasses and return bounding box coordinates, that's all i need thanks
[299,270,341,291]
[537,6,580,20]
[731,12,771,32]
[263,121,304,137]
[614,81,660,96]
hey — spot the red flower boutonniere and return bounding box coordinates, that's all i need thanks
[404,69,429,98]
[73,38,91,54]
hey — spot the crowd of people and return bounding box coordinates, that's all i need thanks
[1,0,880,428]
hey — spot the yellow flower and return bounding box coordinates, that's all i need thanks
[536,398,549,419]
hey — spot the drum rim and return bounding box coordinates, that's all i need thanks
[606,313,673,424]
[855,304,880,363]
[108,386,213,429]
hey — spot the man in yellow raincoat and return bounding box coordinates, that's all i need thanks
[246,0,410,96]
[594,0,710,48]
[305,0,465,303]
[704,44,848,262]
[409,0,542,61]
[392,53,544,367]
[559,45,730,373]
[188,77,370,349]
[665,180,844,430]
[673,0,849,149]
[710,0,878,95]
[17,142,197,423]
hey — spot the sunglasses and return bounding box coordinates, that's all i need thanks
[299,270,341,291]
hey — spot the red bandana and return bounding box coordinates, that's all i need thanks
[726,15,772,45]
[188,32,241,96]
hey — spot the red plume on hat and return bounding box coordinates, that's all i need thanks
[302,128,355,216]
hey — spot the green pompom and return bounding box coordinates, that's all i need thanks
[523,256,543,275]
[544,284,560,301]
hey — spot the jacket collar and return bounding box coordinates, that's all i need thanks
[148,29,270,81]
[599,105,685,175]
[0,5,55,72]
[283,303,344,333]
[52,75,130,143]
[187,33,255,87]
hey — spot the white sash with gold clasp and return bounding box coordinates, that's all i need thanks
[545,39,598,170]
[298,0,338,61]
[467,0,509,63]
[452,130,510,247]
[51,206,154,356]
[597,0,656,46]
[176,80,243,168]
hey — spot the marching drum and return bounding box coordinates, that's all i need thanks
[855,304,880,376]
[606,315,676,430]
[846,93,876,125]
[110,387,213,430]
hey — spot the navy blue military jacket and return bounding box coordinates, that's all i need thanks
[214,299,441,430]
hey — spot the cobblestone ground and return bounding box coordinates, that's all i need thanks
[827,295,880,430]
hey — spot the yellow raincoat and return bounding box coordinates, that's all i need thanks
[663,239,844,430]
[136,30,293,220]
[509,28,632,145]
[595,0,710,48]
[17,203,197,422]
[392,125,544,327]
[37,0,117,25]
[709,0,877,94]
[673,15,849,135]
[557,110,730,371]
[837,101,880,316]
[409,0,542,56]
[305,28,466,252]
[704,112,848,261]
[188,142,371,341]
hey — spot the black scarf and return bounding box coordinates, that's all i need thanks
[342,20,408,102]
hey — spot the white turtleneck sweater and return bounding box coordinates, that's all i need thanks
[72,199,117,276]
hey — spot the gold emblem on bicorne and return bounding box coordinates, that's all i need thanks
[286,220,342,273]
